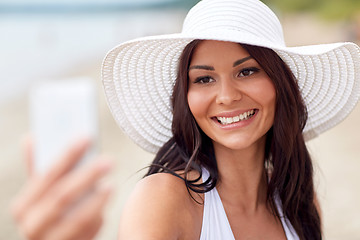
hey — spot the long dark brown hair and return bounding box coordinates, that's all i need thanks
[145,40,321,239]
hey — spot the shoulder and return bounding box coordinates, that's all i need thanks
[118,172,203,240]
[134,172,190,198]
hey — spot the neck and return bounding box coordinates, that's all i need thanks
[213,137,268,213]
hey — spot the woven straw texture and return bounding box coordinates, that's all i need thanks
[102,0,360,153]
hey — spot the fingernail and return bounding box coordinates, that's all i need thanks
[77,136,92,148]
[97,159,114,173]
[98,180,114,199]
[99,180,113,192]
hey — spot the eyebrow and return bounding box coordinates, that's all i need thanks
[233,56,252,67]
[188,56,253,71]
[188,65,215,71]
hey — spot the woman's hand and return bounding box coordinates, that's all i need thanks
[11,137,113,240]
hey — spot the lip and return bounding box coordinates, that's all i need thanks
[211,109,258,130]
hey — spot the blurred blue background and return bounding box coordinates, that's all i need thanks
[0,0,198,104]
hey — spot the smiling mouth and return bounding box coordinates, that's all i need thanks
[215,109,257,125]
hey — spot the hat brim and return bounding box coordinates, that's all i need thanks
[102,34,360,153]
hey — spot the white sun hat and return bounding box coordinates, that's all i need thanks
[102,0,360,153]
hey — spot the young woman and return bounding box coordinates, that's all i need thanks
[101,0,359,238]
[117,40,306,239]
[12,0,360,239]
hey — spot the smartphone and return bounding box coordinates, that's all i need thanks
[29,78,98,174]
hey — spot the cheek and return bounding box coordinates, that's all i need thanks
[259,80,276,122]
[262,83,276,110]
[187,91,201,119]
[249,78,276,118]
[187,89,210,119]
[255,78,275,102]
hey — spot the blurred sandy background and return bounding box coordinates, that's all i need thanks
[1,1,360,239]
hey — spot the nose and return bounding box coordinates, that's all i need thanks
[215,78,242,105]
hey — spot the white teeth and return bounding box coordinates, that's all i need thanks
[216,110,256,125]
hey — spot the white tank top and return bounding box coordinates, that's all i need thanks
[199,169,300,240]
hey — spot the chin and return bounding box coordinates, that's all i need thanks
[214,138,254,151]
[212,134,266,152]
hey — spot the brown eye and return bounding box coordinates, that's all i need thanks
[238,67,260,77]
[194,76,215,84]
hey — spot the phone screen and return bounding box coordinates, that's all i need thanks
[29,78,98,174]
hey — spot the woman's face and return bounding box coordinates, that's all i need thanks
[187,40,276,151]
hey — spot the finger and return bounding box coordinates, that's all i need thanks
[47,216,103,240]
[49,156,113,213]
[20,158,113,238]
[21,134,34,177]
[44,182,112,240]
[11,138,92,223]
[44,137,93,182]
[77,217,103,240]
[11,135,35,222]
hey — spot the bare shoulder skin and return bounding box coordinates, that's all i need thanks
[118,172,203,240]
